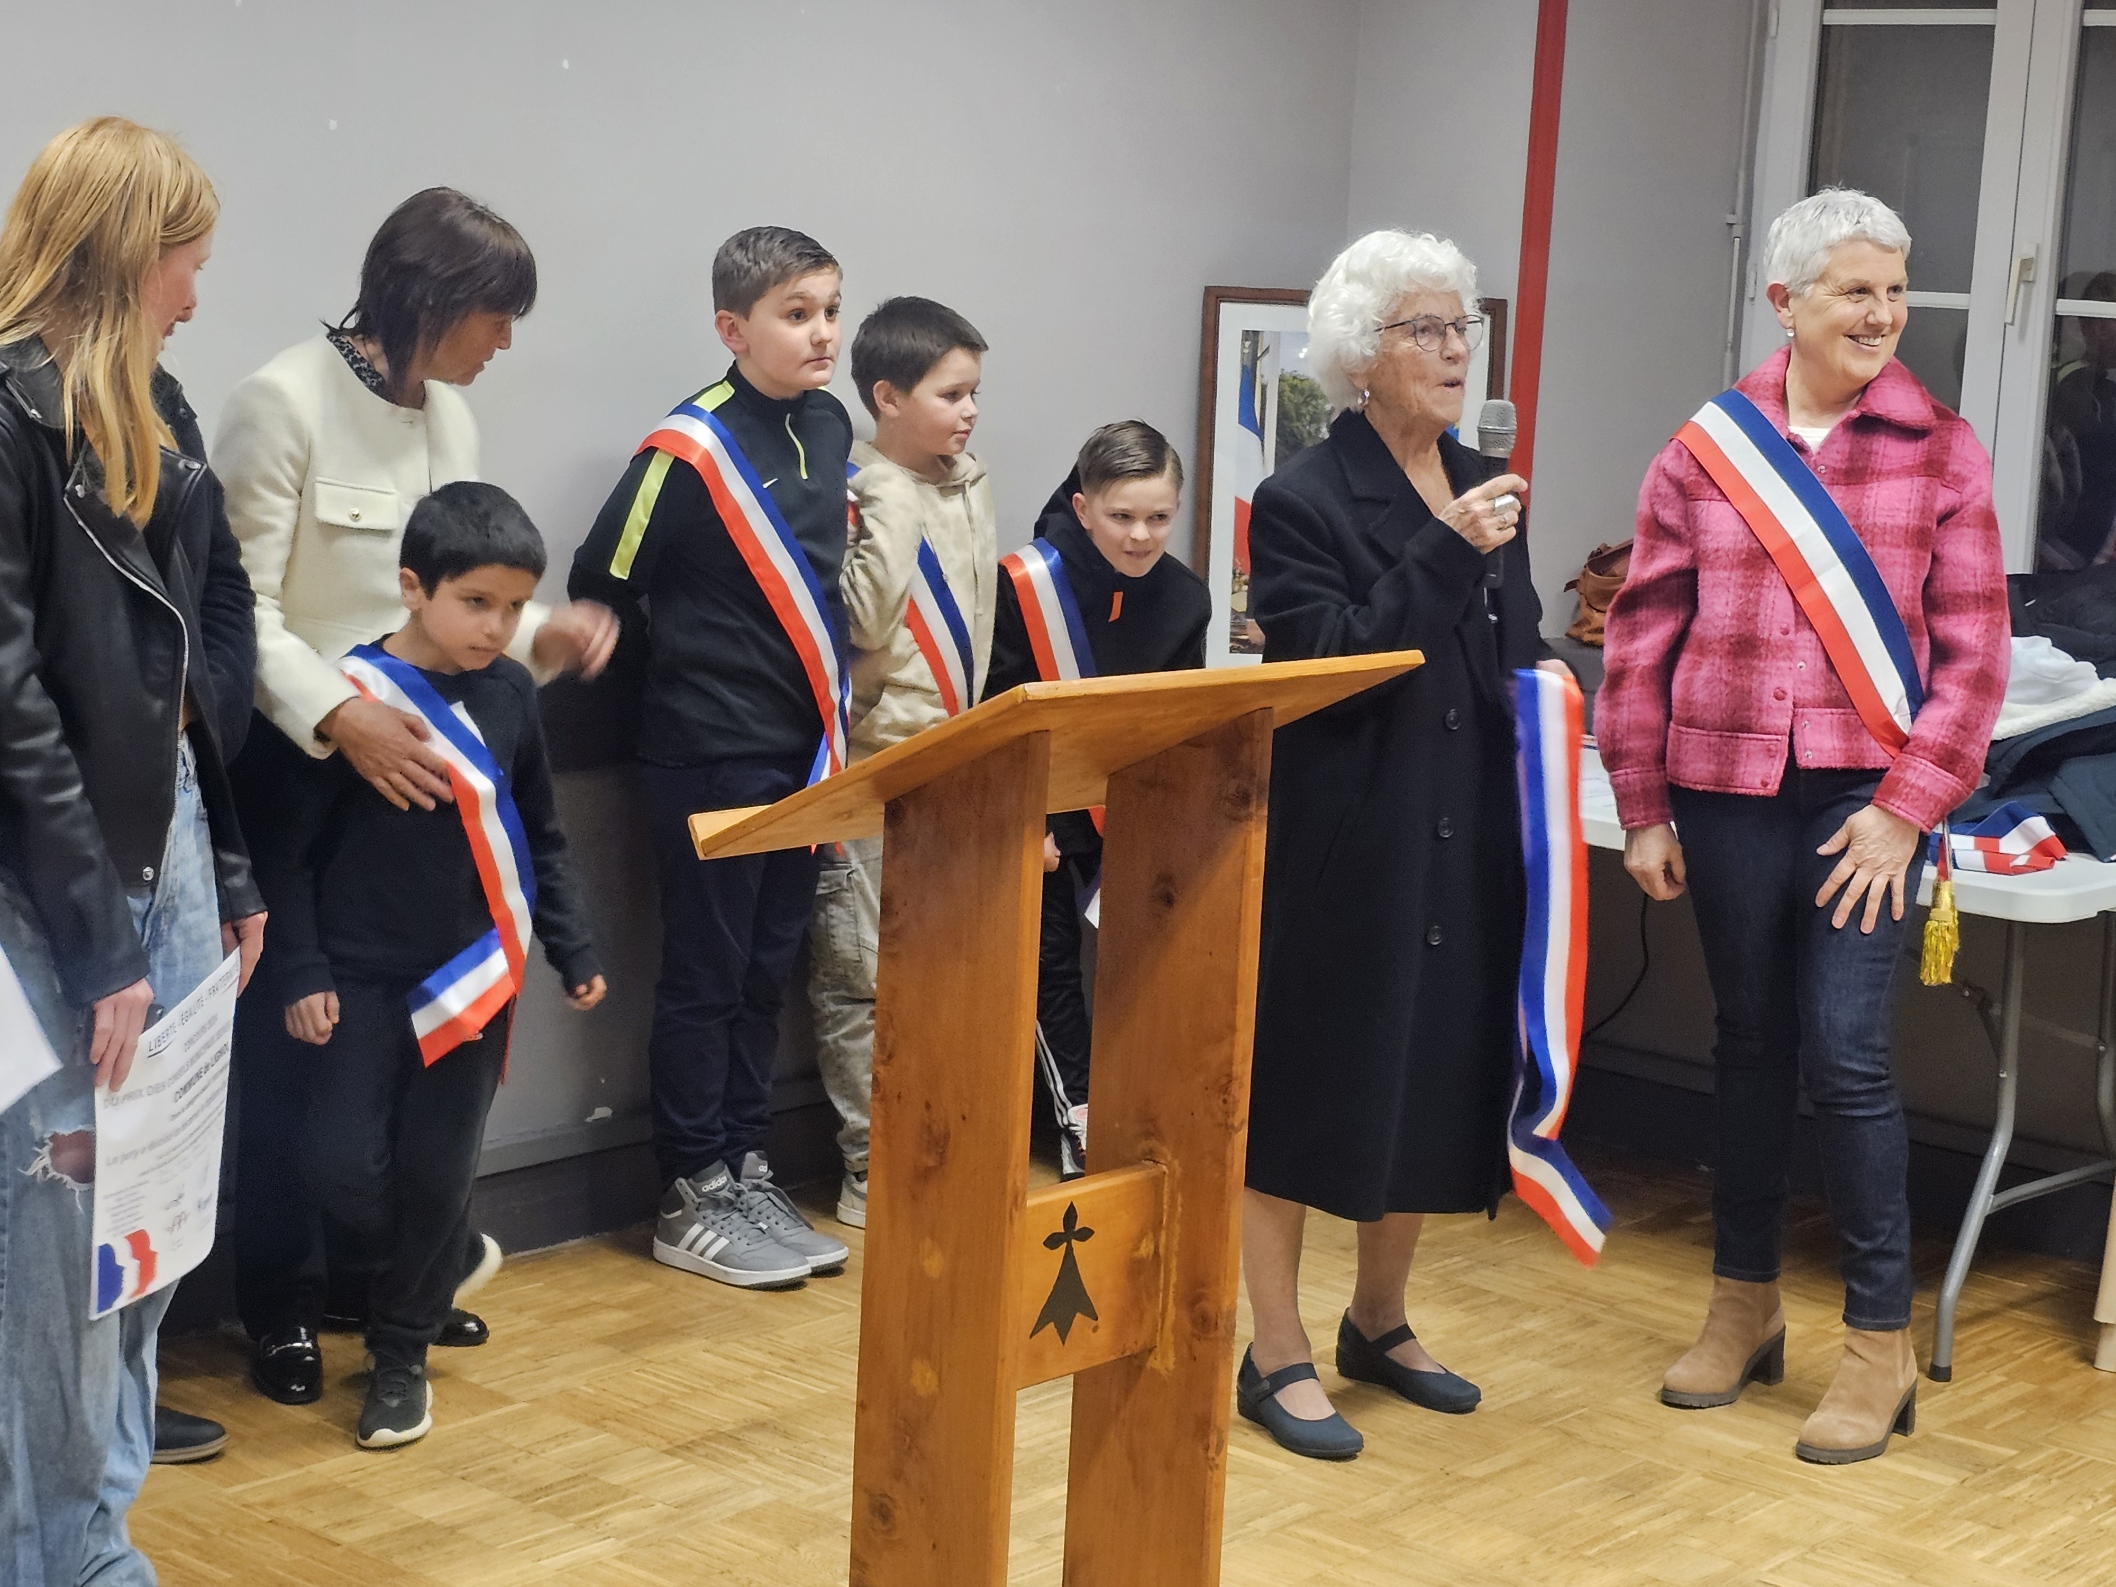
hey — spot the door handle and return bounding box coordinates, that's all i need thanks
[2006,248,2039,327]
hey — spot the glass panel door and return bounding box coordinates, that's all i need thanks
[2033,15,2116,568]
[1810,12,1997,407]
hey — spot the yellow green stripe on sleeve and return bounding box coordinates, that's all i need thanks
[609,449,674,580]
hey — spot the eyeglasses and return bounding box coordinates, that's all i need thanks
[1378,313,1487,354]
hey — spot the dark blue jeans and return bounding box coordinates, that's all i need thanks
[1671,767,1926,1331]
[640,757,819,1185]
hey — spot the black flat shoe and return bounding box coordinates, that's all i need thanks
[1335,1313,1481,1414]
[251,1324,323,1405]
[1236,1346,1364,1460]
[436,1308,489,1348]
[151,1406,227,1464]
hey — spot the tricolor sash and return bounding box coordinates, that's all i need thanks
[1676,387,1967,983]
[848,461,977,715]
[340,645,537,1065]
[1002,538,1097,688]
[1002,539,1105,918]
[1512,668,1612,1266]
[641,400,850,782]
[1674,389,1922,753]
[1933,802,2066,876]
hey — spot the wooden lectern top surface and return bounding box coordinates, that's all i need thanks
[689,651,1421,858]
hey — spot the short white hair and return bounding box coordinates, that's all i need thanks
[1763,188,1911,297]
[1306,229,1479,413]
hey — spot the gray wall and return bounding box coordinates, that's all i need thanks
[6,1,2103,1181]
[1349,0,1761,630]
[0,0,1364,1170]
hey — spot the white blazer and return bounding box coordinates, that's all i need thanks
[213,336,548,754]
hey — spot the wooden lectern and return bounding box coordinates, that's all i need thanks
[689,654,1419,1586]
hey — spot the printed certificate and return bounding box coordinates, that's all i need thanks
[90,951,240,1317]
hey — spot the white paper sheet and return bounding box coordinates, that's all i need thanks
[90,951,240,1318]
[0,943,61,1116]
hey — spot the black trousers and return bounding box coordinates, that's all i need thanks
[639,756,818,1185]
[232,989,374,1337]
[303,977,509,1367]
[1034,855,1094,1133]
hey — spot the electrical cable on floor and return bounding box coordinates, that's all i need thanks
[1582,890,1653,1045]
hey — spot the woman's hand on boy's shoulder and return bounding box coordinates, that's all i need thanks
[566,975,607,1012]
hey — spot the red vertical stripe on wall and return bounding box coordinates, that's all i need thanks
[1509,0,1570,485]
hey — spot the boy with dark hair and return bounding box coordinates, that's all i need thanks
[571,226,855,1285]
[984,421,1211,1176]
[268,481,606,1449]
[809,296,996,1227]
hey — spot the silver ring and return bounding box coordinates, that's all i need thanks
[1493,492,1521,517]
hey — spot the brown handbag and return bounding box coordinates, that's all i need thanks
[1563,539,1631,646]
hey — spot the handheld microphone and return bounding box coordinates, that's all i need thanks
[1476,399,1518,592]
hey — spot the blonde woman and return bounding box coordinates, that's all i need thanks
[0,118,265,1584]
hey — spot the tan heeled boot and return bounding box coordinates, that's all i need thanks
[1794,1327,1917,1465]
[1661,1276,1787,1409]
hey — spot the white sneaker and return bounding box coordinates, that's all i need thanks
[837,1170,867,1229]
[1059,1104,1090,1180]
[454,1232,503,1306]
[652,1165,810,1288]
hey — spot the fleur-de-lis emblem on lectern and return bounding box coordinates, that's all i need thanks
[1031,1201,1099,1345]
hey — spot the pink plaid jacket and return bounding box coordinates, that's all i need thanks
[1599,347,2009,833]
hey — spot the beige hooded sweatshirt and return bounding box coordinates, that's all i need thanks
[842,439,998,760]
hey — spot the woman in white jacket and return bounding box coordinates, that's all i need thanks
[215,188,615,1404]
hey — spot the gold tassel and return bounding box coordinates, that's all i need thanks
[1920,874,1959,987]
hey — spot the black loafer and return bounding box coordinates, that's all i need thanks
[151,1406,228,1464]
[1236,1346,1364,1460]
[1335,1313,1480,1414]
[436,1308,489,1348]
[251,1324,323,1405]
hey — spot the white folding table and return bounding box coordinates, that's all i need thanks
[1577,747,2116,1381]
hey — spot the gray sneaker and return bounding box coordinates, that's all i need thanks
[653,1164,810,1289]
[739,1152,851,1273]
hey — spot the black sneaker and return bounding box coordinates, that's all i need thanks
[151,1406,228,1464]
[356,1360,433,1450]
[251,1325,323,1405]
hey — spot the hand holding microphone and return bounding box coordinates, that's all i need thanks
[1467,398,1523,586]
[1439,474,1527,553]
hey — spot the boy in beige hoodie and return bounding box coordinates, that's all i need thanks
[810,297,997,1226]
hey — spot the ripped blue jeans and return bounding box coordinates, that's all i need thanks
[0,739,224,1586]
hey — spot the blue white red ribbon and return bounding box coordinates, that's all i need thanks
[1002,539,1096,687]
[643,402,850,782]
[1932,802,2067,875]
[341,644,537,1065]
[853,458,979,716]
[1512,668,1611,1266]
[1675,389,1923,753]
[1002,539,1104,917]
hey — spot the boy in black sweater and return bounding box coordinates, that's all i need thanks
[569,227,853,1288]
[269,483,605,1450]
[984,421,1211,1175]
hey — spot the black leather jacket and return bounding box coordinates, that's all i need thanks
[0,338,263,1006]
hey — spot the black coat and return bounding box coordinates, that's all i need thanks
[153,365,257,759]
[0,339,263,1006]
[1243,413,1547,1220]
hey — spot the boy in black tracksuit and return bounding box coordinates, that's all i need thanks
[264,483,605,1449]
[568,227,853,1288]
[983,422,1211,1175]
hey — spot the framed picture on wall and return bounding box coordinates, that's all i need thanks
[1193,287,1509,666]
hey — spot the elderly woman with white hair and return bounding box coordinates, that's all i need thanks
[1237,229,1557,1460]
[1600,188,2007,1465]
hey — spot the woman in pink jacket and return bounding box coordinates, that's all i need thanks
[1600,189,2008,1467]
